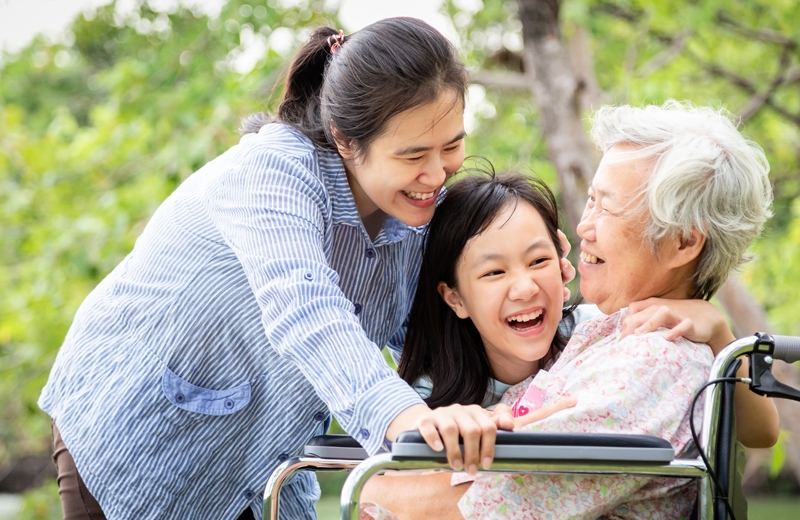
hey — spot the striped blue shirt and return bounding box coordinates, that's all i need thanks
[38,124,427,519]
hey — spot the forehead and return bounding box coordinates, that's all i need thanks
[378,90,465,146]
[593,144,652,198]
[460,201,554,259]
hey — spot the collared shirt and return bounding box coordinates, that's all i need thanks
[38,124,426,519]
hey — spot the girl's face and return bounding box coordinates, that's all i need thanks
[339,89,465,229]
[439,202,564,385]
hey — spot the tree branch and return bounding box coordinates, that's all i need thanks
[469,70,530,92]
[716,11,798,49]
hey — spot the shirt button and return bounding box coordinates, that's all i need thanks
[304,272,314,281]
[353,303,362,315]
[360,428,370,440]
[224,399,235,409]
[365,248,376,259]
[243,489,255,501]
[278,453,289,463]
[175,393,186,403]
[313,411,326,422]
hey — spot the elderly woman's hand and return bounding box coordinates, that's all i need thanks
[622,297,735,354]
[493,397,578,431]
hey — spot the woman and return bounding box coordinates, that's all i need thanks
[362,101,776,518]
[39,18,506,520]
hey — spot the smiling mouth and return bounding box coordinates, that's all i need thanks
[580,251,605,264]
[403,190,435,201]
[507,309,545,331]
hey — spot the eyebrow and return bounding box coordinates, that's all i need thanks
[394,131,466,156]
[590,184,615,202]
[470,238,554,269]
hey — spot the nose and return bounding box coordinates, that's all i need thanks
[420,156,448,187]
[577,200,596,241]
[508,272,540,301]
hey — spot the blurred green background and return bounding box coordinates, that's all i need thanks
[1,0,800,517]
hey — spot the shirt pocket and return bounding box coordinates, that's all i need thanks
[160,366,251,429]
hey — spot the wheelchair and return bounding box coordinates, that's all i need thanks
[264,333,800,520]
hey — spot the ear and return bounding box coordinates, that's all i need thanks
[330,126,355,160]
[664,228,707,269]
[437,281,470,319]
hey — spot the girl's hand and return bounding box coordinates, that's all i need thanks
[557,230,576,301]
[622,298,735,355]
[493,397,578,431]
[413,404,510,475]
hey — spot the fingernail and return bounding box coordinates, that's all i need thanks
[452,459,462,471]
[433,440,443,451]
[468,464,478,475]
[482,457,492,470]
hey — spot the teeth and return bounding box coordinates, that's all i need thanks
[580,251,599,264]
[507,310,543,323]
[404,190,435,200]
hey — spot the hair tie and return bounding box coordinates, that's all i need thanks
[327,30,345,55]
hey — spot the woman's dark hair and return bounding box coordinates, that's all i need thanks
[241,18,468,160]
[398,171,573,408]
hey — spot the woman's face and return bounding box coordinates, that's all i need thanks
[577,144,694,314]
[341,89,465,228]
[439,202,564,385]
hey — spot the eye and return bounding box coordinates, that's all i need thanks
[530,257,552,267]
[406,156,424,163]
[444,143,461,153]
[481,269,503,278]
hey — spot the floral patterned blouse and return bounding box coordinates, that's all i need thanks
[458,309,713,519]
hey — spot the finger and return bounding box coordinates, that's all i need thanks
[621,306,656,338]
[471,408,498,472]
[491,404,515,433]
[627,297,659,314]
[414,415,444,453]
[560,257,576,285]
[514,397,578,430]
[557,229,571,257]
[453,407,486,475]
[435,411,463,472]
[663,318,693,341]
[634,306,677,335]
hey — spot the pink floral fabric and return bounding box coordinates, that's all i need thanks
[458,309,713,519]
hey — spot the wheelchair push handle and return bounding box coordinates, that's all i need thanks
[772,335,800,364]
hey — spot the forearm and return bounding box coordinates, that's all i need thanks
[733,358,780,448]
[710,330,780,448]
[361,472,468,519]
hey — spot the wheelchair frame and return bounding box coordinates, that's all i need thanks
[264,333,800,520]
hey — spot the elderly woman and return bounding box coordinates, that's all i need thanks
[361,100,776,519]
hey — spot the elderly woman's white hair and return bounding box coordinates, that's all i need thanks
[590,100,773,300]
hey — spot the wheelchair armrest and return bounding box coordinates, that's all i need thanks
[304,434,369,460]
[392,431,674,463]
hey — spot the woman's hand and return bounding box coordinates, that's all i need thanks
[622,297,734,354]
[415,404,505,475]
[386,403,512,475]
[558,230,576,301]
[493,396,578,431]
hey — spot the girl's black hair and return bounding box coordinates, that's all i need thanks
[241,18,467,160]
[398,171,574,408]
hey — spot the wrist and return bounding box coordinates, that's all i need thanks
[385,403,430,442]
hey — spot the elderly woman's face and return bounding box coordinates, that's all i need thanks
[577,145,693,314]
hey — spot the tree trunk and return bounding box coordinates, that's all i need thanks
[516,0,596,234]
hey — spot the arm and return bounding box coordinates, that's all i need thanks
[205,144,424,455]
[623,298,780,448]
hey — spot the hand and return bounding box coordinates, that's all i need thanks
[622,298,735,355]
[557,229,576,301]
[411,404,510,475]
[493,396,578,431]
